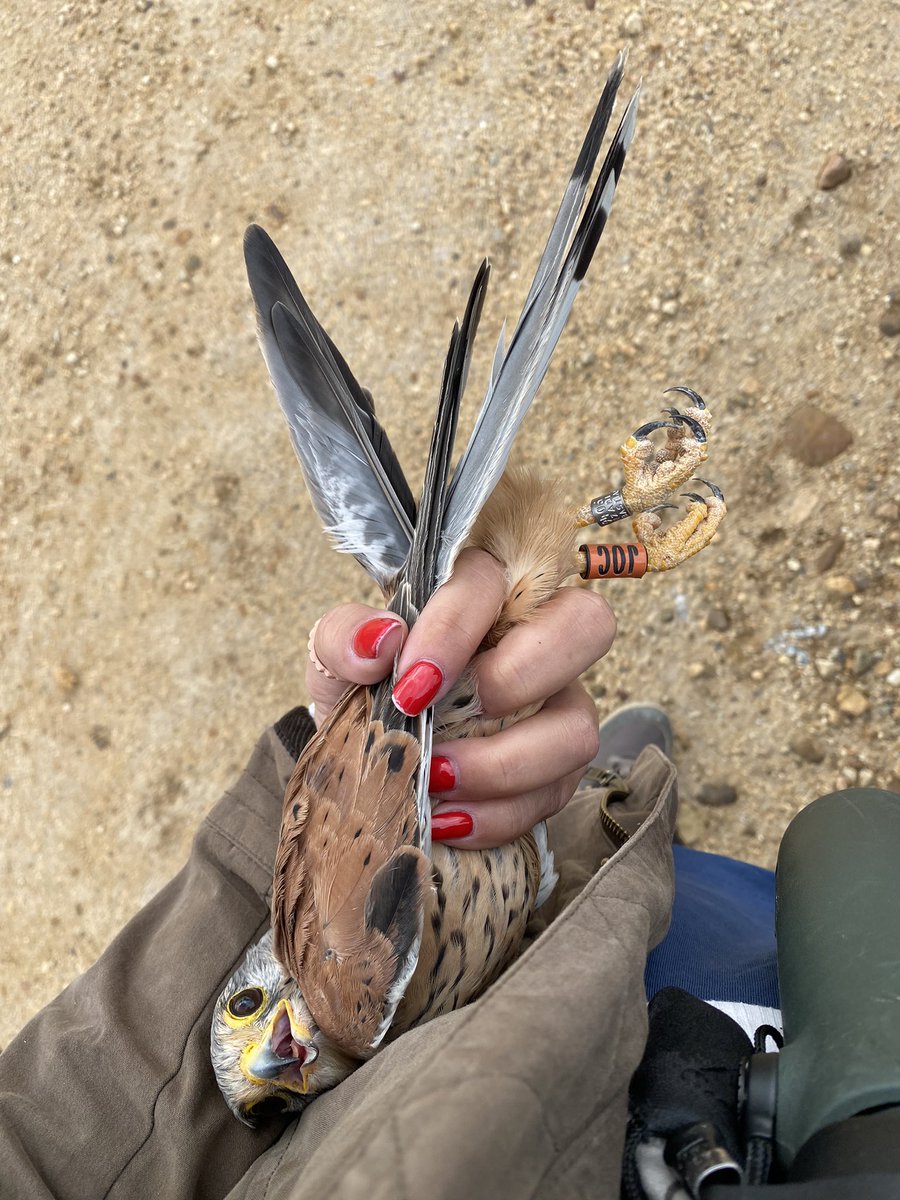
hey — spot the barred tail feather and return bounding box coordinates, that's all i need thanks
[438,57,640,583]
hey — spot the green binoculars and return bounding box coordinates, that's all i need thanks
[745,787,900,1179]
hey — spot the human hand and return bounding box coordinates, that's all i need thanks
[306,548,616,849]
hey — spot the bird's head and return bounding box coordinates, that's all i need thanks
[210,930,358,1124]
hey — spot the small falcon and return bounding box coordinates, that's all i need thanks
[211,52,725,1124]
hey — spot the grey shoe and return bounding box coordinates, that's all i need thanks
[591,702,673,779]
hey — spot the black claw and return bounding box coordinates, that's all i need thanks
[676,411,707,442]
[664,385,706,410]
[681,492,707,504]
[693,476,724,501]
[661,404,706,443]
[633,419,678,439]
[647,503,679,513]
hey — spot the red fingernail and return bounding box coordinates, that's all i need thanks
[392,660,443,716]
[432,810,474,842]
[352,616,402,660]
[429,755,457,793]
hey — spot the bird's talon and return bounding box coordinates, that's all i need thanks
[663,385,706,410]
[603,390,723,567]
[670,410,706,442]
[632,418,678,439]
[693,476,724,501]
[633,485,727,572]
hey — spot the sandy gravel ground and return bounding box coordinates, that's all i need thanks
[2,1,897,1045]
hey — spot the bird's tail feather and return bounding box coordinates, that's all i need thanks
[391,258,491,627]
[372,262,491,850]
[438,56,640,583]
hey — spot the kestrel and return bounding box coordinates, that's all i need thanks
[211,52,724,1123]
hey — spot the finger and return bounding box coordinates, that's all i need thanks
[430,683,600,848]
[307,604,407,718]
[432,765,586,850]
[391,548,508,717]
[472,586,616,718]
[305,657,351,724]
[430,682,600,802]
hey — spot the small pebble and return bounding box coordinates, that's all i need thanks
[784,404,854,467]
[738,375,761,400]
[849,648,877,678]
[705,607,731,633]
[789,734,826,764]
[265,54,279,71]
[53,664,80,693]
[90,725,111,750]
[621,11,643,36]
[836,684,869,717]
[814,657,840,680]
[886,668,900,688]
[858,768,875,788]
[688,661,713,680]
[814,533,845,574]
[816,152,852,191]
[213,474,241,505]
[824,574,856,595]
[879,296,900,338]
[264,204,288,226]
[697,781,738,807]
[838,234,862,258]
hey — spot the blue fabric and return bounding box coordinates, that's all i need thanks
[645,845,779,1007]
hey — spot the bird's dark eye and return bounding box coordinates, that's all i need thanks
[227,986,266,1020]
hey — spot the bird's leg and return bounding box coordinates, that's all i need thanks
[573,388,726,575]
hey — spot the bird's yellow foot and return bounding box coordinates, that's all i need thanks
[573,388,726,577]
[620,386,711,513]
[633,478,726,572]
[576,388,718,525]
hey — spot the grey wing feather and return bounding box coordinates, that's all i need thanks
[438,63,640,582]
[244,225,416,590]
[490,320,506,388]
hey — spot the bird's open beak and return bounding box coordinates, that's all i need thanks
[240,999,319,1093]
